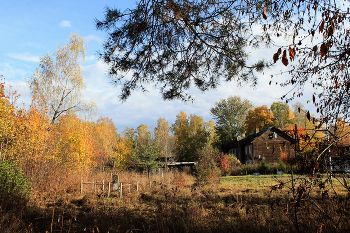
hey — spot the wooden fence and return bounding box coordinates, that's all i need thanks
[81,174,139,197]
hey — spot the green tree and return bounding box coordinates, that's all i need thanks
[133,138,161,178]
[28,34,95,123]
[96,0,349,124]
[0,160,31,198]
[210,96,253,142]
[270,101,293,130]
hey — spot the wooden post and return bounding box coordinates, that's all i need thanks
[108,182,111,197]
[103,180,105,191]
[137,181,139,192]
[120,183,123,197]
[94,182,97,192]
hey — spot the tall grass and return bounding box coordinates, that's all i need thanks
[1,169,350,232]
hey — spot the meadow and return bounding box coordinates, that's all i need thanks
[2,169,350,233]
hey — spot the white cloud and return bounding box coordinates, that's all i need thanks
[84,35,103,44]
[59,20,71,28]
[81,48,317,132]
[85,55,96,62]
[7,53,39,62]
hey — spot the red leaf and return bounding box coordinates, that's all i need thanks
[282,57,288,66]
[320,43,328,58]
[289,47,295,61]
[281,50,288,66]
[319,19,325,32]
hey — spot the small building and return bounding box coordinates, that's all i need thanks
[167,162,198,173]
[225,127,295,165]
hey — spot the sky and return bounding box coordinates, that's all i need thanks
[0,0,317,133]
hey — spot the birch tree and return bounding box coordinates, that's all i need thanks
[29,33,95,124]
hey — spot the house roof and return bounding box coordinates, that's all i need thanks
[227,127,295,148]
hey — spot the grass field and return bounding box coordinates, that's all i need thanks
[1,171,350,233]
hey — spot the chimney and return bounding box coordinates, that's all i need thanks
[256,128,259,134]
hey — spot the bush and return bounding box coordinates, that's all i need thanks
[0,160,31,198]
[258,160,270,174]
[276,160,287,173]
[240,164,259,175]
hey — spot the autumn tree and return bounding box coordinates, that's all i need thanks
[154,117,175,164]
[173,111,210,161]
[292,102,310,128]
[205,119,220,148]
[123,127,137,149]
[28,34,95,124]
[92,117,118,170]
[136,124,150,153]
[113,133,134,169]
[172,111,189,161]
[245,105,277,135]
[270,101,293,130]
[210,95,253,142]
[187,114,208,161]
[52,115,97,171]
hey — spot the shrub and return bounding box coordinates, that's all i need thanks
[276,160,287,173]
[240,164,259,175]
[0,160,31,198]
[258,160,270,174]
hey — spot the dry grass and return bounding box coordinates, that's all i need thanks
[2,170,350,232]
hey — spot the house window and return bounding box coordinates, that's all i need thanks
[245,147,248,155]
[229,149,237,157]
[249,145,252,154]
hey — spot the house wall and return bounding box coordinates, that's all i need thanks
[253,130,295,164]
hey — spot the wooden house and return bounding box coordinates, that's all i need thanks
[225,127,295,165]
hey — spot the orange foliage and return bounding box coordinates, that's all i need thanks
[245,105,277,135]
[218,154,230,173]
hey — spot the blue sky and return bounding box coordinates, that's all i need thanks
[0,0,316,132]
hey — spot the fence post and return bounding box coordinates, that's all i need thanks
[108,182,111,197]
[137,181,139,192]
[103,180,105,191]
